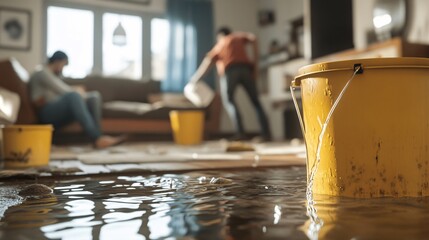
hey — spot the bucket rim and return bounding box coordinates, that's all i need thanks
[293,57,429,86]
[299,57,429,75]
[2,124,54,130]
[169,110,205,114]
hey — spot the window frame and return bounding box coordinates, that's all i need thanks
[43,0,166,81]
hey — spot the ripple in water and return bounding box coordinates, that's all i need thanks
[1,167,429,240]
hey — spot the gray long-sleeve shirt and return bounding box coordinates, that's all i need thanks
[28,66,73,104]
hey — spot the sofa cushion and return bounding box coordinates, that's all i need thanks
[143,106,208,119]
[85,76,160,103]
[0,58,38,124]
[102,102,206,119]
[103,101,153,118]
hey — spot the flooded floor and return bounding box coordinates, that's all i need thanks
[1,167,429,240]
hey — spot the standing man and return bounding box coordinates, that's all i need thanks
[190,27,271,141]
[29,51,125,148]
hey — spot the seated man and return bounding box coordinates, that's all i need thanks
[29,51,124,148]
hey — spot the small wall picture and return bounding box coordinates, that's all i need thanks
[259,10,275,26]
[0,8,31,50]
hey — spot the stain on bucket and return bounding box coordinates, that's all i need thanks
[4,148,32,164]
[292,57,429,198]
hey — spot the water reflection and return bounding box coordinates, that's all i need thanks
[306,195,429,240]
[4,195,59,229]
[2,167,429,239]
[0,168,308,239]
[100,219,144,240]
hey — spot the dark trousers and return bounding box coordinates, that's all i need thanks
[38,91,102,140]
[220,64,271,138]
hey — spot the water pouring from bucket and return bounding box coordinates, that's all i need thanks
[292,65,361,199]
[291,62,361,240]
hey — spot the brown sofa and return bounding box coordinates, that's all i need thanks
[0,58,221,136]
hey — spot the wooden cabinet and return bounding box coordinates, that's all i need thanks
[316,37,429,62]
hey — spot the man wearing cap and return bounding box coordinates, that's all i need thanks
[29,51,125,148]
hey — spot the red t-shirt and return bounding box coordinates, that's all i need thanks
[207,33,254,76]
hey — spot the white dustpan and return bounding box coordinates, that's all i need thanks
[184,81,215,108]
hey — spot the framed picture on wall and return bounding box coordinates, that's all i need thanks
[258,10,275,26]
[0,8,31,50]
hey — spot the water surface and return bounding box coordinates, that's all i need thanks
[0,167,429,240]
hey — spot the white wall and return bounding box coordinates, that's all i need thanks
[58,0,166,13]
[352,0,376,50]
[0,0,43,72]
[213,0,259,35]
[258,0,304,56]
[406,0,429,44]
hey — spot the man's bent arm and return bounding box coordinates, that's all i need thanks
[39,70,73,94]
[189,56,214,84]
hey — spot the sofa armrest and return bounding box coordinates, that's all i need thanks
[0,58,38,124]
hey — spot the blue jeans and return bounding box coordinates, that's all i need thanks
[38,92,102,140]
[220,64,271,138]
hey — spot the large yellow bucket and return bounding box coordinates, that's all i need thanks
[169,110,204,145]
[293,58,429,198]
[2,125,53,168]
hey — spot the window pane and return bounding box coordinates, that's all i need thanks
[47,6,94,78]
[103,13,142,80]
[151,18,169,81]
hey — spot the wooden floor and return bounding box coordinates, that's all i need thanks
[0,140,306,180]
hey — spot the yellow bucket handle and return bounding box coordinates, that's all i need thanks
[292,63,429,87]
[290,64,363,136]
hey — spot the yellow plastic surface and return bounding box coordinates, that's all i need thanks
[170,110,204,145]
[2,125,53,168]
[297,57,429,197]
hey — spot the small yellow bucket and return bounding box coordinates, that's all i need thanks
[170,110,204,145]
[293,58,429,198]
[2,125,53,168]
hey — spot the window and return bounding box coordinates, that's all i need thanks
[47,6,94,78]
[103,13,142,79]
[151,18,169,81]
[45,3,170,81]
